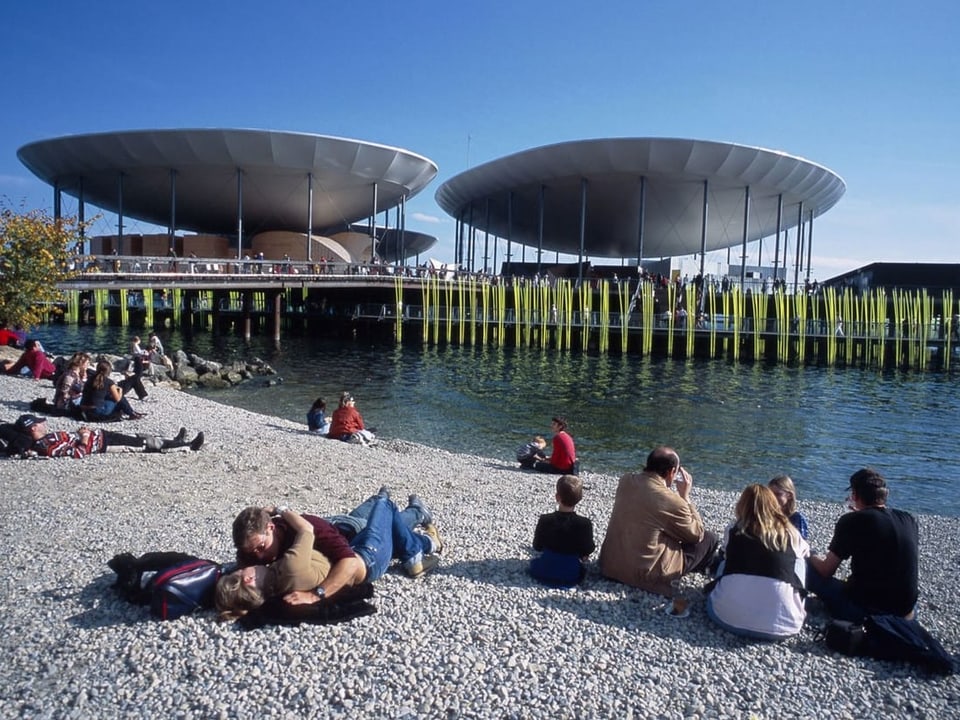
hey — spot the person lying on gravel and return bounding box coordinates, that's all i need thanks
[232,491,442,607]
[0,414,204,458]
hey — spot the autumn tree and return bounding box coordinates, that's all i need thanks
[0,206,83,330]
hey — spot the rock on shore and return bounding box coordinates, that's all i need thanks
[0,372,957,719]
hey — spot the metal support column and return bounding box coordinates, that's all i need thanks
[53,180,61,220]
[236,169,244,260]
[168,169,177,254]
[117,172,124,252]
[484,199,491,274]
[773,194,783,285]
[578,178,588,286]
[536,184,545,275]
[370,183,378,262]
[805,210,814,283]
[400,195,407,268]
[507,191,514,271]
[306,172,314,262]
[77,178,85,253]
[739,185,750,287]
[793,202,804,293]
[637,175,647,269]
[698,179,708,280]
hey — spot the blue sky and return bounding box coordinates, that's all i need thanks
[2,1,957,278]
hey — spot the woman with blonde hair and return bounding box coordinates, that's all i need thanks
[768,474,809,539]
[706,484,809,640]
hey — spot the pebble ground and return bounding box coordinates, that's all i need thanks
[0,368,958,719]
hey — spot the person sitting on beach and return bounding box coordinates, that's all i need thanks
[599,446,719,596]
[530,475,595,587]
[231,490,442,608]
[80,359,145,421]
[533,416,577,475]
[30,351,91,418]
[768,474,809,540]
[516,435,547,469]
[306,397,331,435]
[1,414,204,459]
[327,391,375,445]
[706,484,809,640]
[1,339,56,381]
[53,351,91,411]
[806,468,919,623]
[147,332,174,374]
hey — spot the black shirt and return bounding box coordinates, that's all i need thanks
[829,506,919,616]
[533,511,596,558]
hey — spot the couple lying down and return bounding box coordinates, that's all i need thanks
[216,488,443,621]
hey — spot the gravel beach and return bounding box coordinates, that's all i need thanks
[0,364,958,719]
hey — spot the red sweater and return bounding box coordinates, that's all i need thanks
[549,431,576,472]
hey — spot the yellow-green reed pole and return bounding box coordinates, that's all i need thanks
[420,278,430,343]
[640,281,653,355]
[729,286,741,362]
[394,277,403,342]
[467,277,476,346]
[893,290,904,368]
[943,291,954,371]
[666,282,677,356]
[707,286,718,358]
[773,289,787,363]
[431,275,440,345]
[579,282,590,352]
[565,281,574,351]
[480,282,489,346]
[617,279,642,353]
[874,289,887,370]
[540,283,549,350]
[604,279,611,353]
[721,286,732,359]
[512,283,522,347]
[684,283,695,357]
[751,288,765,360]
[824,287,837,366]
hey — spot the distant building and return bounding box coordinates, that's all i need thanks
[822,263,960,294]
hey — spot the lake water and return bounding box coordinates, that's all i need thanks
[29,324,959,517]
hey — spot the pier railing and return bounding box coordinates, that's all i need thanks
[47,257,959,371]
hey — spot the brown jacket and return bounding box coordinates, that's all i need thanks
[599,470,706,596]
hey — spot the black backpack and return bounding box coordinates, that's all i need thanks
[0,423,33,457]
[148,558,223,621]
[825,614,955,675]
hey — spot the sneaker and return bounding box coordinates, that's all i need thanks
[407,494,433,526]
[377,485,392,499]
[189,432,205,451]
[405,553,440,578]
[420,522,444,554]
[173,427,187,444]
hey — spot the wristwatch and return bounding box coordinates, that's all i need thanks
[313,587,326,599]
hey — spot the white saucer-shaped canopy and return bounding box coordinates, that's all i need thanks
[435,138,845,258]
[18,129,438,237]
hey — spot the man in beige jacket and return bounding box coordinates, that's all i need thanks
[600,446,719,596]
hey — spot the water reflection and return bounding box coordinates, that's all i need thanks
[28,324,959,516]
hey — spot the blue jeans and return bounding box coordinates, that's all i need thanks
[326,495,428,539]
[805,560,867,623]
[349,497,431,582]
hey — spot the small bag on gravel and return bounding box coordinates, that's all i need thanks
[824,615,955,675]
